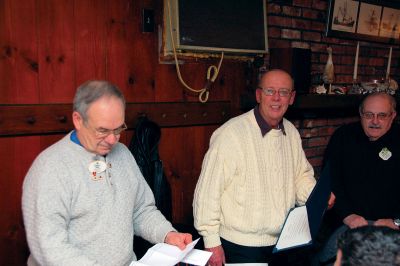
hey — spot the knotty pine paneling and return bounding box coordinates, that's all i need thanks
[37,0,76,103]
[74,0,108,84]
[0,0,39,104]
[0,0,247,264]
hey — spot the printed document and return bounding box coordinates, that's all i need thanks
[129,238,212,266]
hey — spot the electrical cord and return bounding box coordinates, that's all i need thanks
[166,0,224,103]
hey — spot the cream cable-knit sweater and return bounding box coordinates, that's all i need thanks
[193,110,316,248]
[22,132,174,266]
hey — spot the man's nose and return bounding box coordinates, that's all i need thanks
[372,115,380,124]
[272,91,281,100]
[104,133,119,144]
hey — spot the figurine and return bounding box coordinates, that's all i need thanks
[323,47,334,93]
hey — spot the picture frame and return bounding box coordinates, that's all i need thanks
[326,0,400,43]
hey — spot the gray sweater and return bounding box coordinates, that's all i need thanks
[22,132,174,266]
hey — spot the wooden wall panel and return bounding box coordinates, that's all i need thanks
[37,0,75,103]
[74,0,108,84]
[0,0,247,264]
[0,0,39,104]
[0,136,40,266]
[159,125,218,224]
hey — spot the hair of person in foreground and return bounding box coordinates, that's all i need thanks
[335,225,400,266]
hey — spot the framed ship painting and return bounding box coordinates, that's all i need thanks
[326,0,400,44]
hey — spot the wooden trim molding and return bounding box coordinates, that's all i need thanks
[0,101,231,136]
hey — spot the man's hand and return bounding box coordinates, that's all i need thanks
[343,214,368,229]
[327,192,336,210]
[164,231,192,250]
[205,245,225,266]
[374,219,400,230]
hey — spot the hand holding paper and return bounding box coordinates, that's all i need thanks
[130,238,212,266]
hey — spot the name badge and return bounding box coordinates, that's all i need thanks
[88,160,107,181]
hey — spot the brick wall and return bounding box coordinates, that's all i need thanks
[265,0,399,174]
[292,116,359,175]
[267,0,399,84]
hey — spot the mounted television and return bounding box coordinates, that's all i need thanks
[163,0,268,55]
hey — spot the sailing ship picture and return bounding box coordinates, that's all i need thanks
[327,0,400,44]
[331,0,358,32]
[379,7,400,39]
[357,3,382,36]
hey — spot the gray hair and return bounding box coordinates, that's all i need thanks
[73,80,126,122]
[359,92,397,114]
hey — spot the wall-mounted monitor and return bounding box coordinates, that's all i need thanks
[163,0,268,56]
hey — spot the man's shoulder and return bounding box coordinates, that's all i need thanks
[215,110,253,132]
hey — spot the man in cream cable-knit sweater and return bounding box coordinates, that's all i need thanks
[22,80,192,266]
[193,69,316,265]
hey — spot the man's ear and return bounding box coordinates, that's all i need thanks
[255,89,262,104]
[72,111,83,130]
[289,90,296,105]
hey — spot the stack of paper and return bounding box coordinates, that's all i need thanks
[129,238,212,266]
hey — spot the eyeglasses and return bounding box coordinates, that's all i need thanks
[89,122,128,138]
[361,112,392,121]
[258,87,292,97]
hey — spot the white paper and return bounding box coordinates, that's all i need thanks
[274,206,311,251]
[225,264,268,266]
[180,249,212,265]
[129,238,212,266]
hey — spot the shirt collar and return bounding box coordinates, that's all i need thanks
[254,105,286,137]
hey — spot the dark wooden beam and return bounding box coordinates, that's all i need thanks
[0,102,231,136]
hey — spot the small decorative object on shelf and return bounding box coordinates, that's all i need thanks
[315,84,327,94]
[349,82,362,94]
[323,46,335,94]
[388,78,398,92]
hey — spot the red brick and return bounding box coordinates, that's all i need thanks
[335,65,353,74]
[308,156,323,168]
[327,118,349,126]
[310,43,327,53]
[368,57,385,66]
[268,38,291,49]
[312,0,328,10]
[268,16,292,27]
[303,31,321,42]
[293,19,311,30]
[268,27,281,38]
[308,137,330,147]
[292,41,311,49]
[311,21,326,31]
[268,3,282,14]
[282,29,301,39]
[291,119,301,128]
[335,75,352,83]
[339,55,354,65]
[293,0,312,8]
[318,126,337,137]
[282,6,301,17]
[300,128,319,138]
[303,118,328,128]
[302,9,320,20]
[304,147,325,157]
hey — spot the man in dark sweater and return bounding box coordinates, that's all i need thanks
[316,92,400,265]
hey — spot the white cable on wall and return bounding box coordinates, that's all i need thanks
[166,0,224,103]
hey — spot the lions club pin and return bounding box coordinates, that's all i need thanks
[379,147,392,161]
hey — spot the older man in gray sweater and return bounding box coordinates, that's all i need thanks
[22,80,191,266]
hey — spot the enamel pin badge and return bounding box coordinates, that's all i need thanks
[379,147,392,161]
